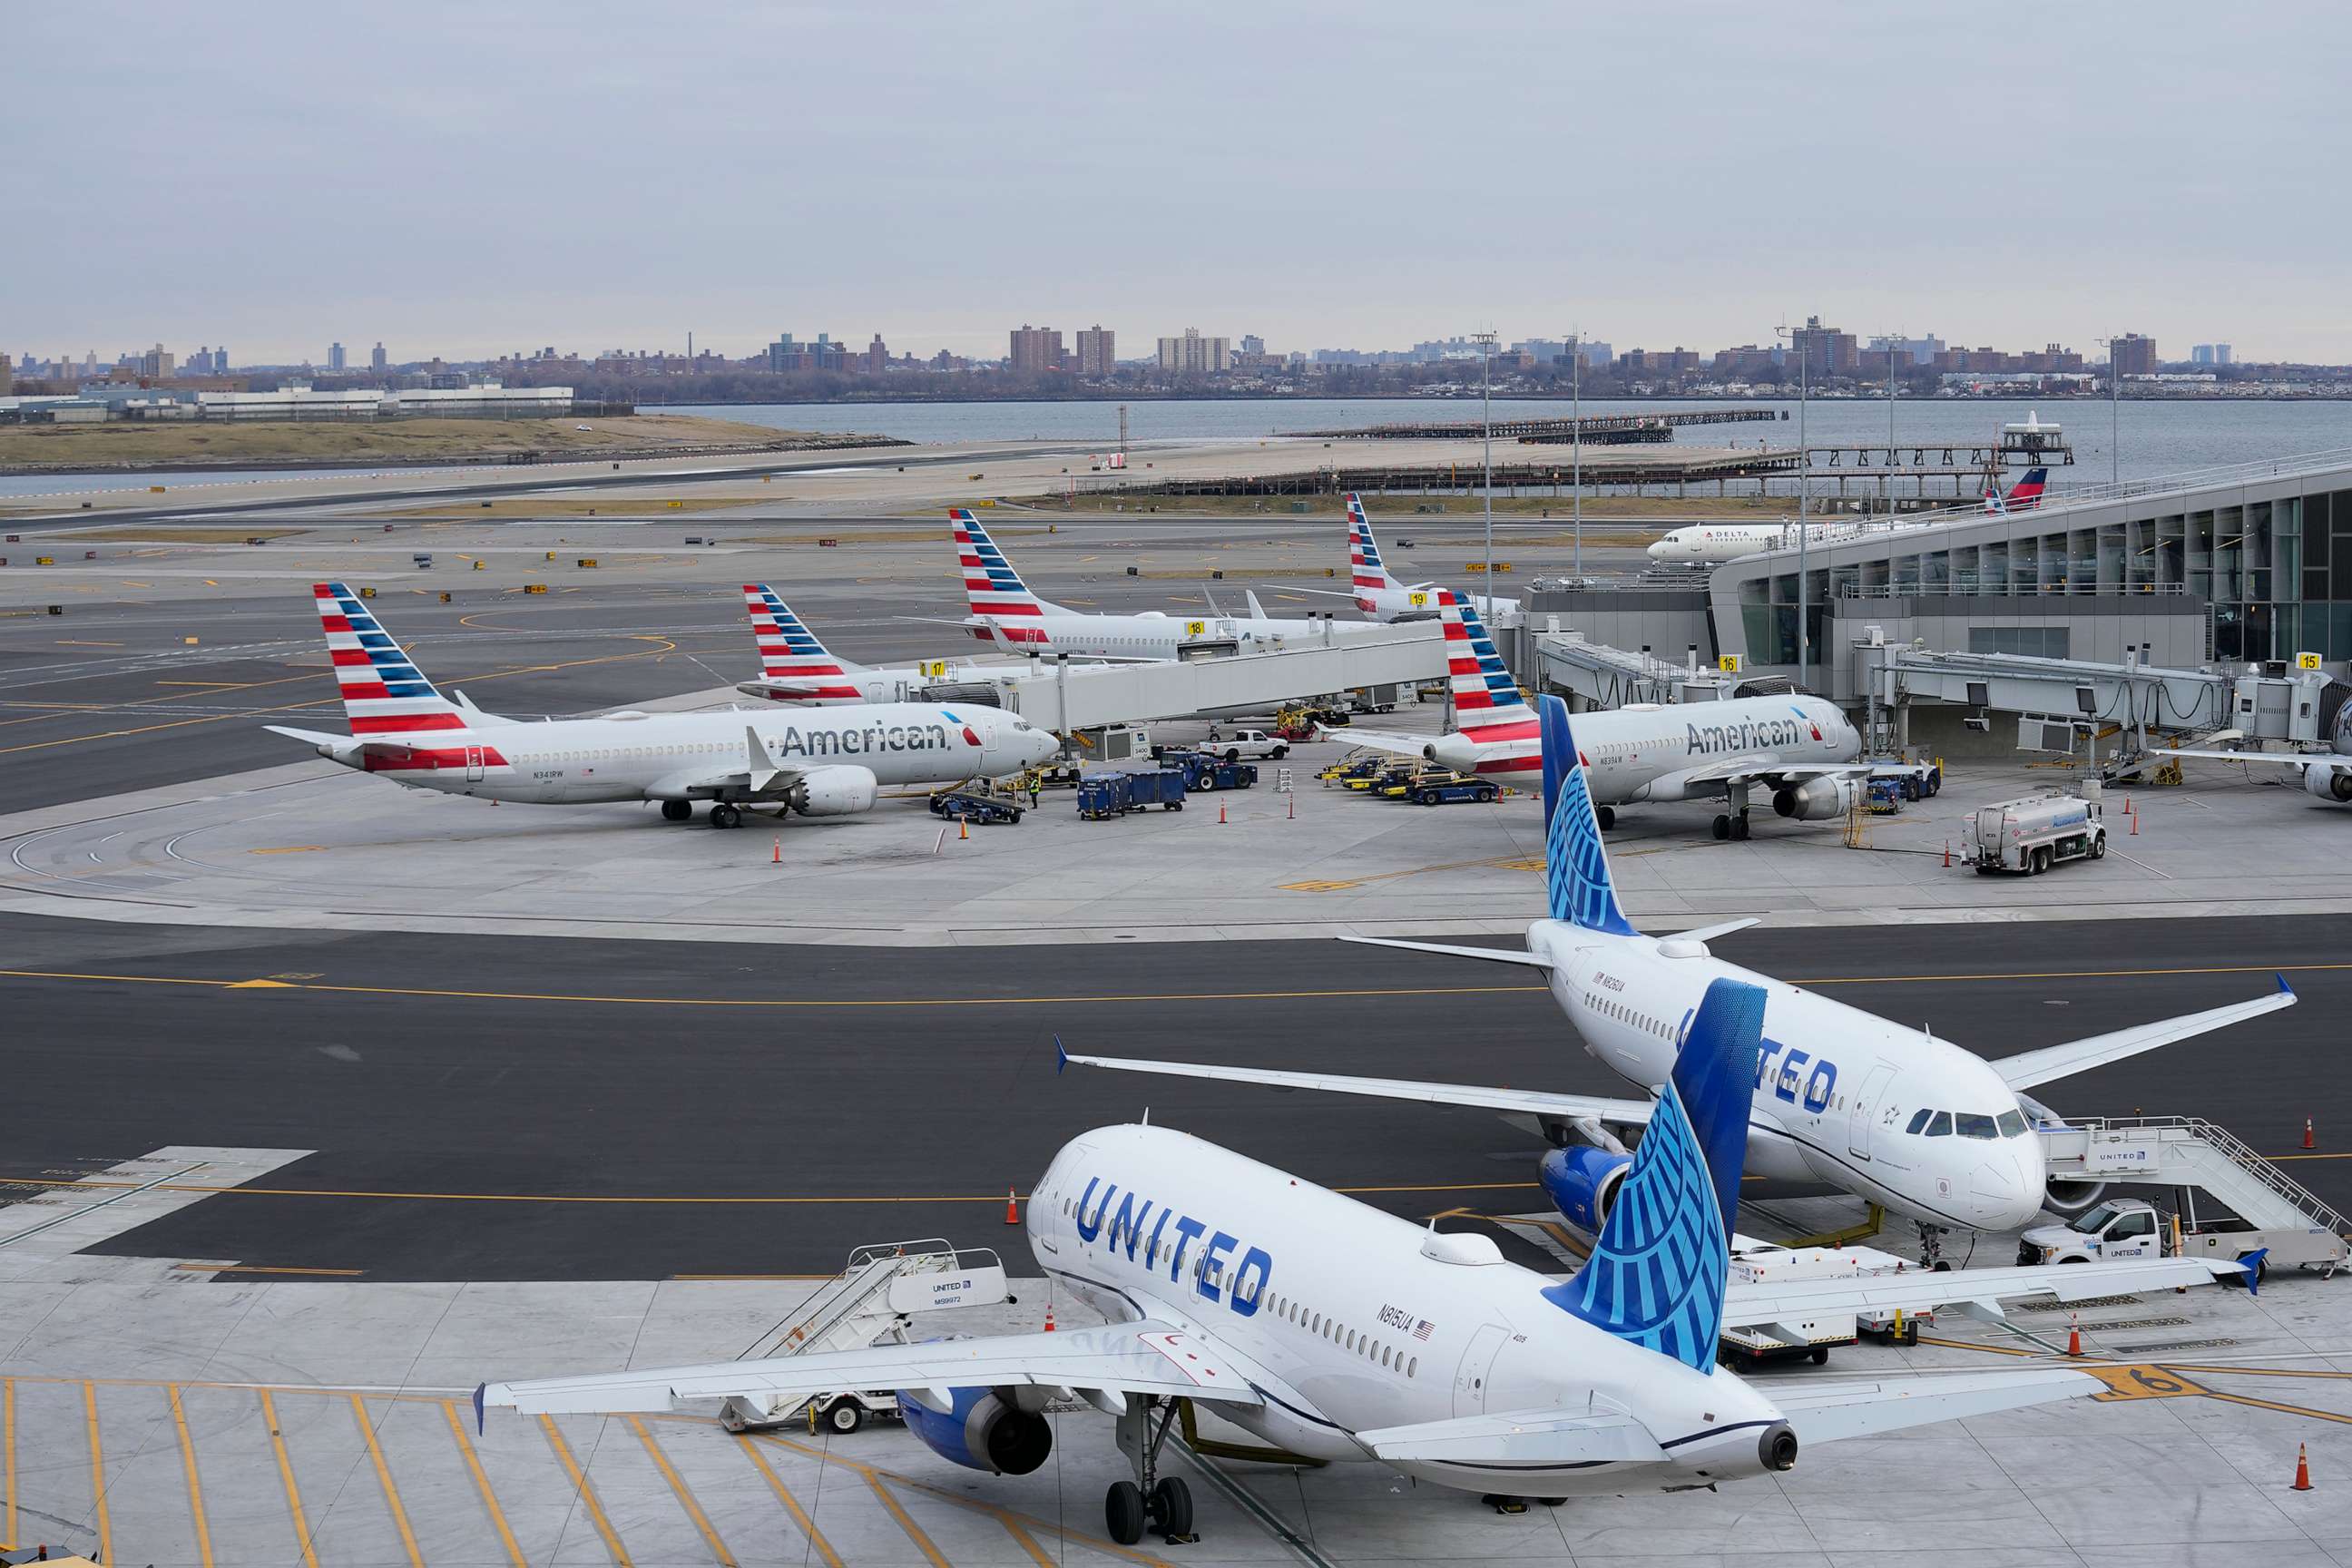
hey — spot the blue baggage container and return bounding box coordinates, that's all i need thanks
[1077,774,1132,820]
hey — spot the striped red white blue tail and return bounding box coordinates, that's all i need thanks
[1345,493,1403,607]
[313,582,467,735]
[952,508,1063,640]
[743,584,867,701]
[1439,590,1538,746]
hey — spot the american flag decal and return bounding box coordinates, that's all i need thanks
[1413,1319,1435,1341]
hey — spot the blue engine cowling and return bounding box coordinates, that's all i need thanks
[897,1385,1052,1475]
[1538,1145,1634,1234]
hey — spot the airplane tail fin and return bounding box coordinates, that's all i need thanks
[952,509,1063,638]
[1439,591,1538,748]
[1538,693,1637,936]
[2007,466,2048,510]
[310,582,468,735]
[1542,975,1764,1371]
[743,584,867,699]
[1346,493,1404,603]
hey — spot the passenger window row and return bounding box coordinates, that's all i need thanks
[1585,992,1672,1041]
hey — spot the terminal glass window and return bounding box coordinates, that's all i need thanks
[1968,627,2070,659]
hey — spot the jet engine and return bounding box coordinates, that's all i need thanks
[1537,1145,1633,1234]
[1772,776,1859,821]
[2016,1093,2105,1214]
[2305,764,2352,802]
[897,1386,1053,1475]
[789,764,878,817]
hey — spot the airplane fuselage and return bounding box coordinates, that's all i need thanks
[1028,1123,1785,1496]
[1434,694,1859,791]
[1525,919,2042,1230]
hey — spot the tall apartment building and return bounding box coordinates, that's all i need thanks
[1008,324,1065,372]
[1788,316,1857,377]
[1157,328,1230,374]
[2109,334,2158,376]
[1073,325,1115,376]
[0,354,11,396]
[866,334,888,374]
[328,342,348,372]
[371,342,388,371]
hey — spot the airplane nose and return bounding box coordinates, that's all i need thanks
[1970,1152,2043,1229]
[1646,541,1671,561]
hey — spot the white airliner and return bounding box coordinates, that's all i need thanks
[735,583,1005,706]
[1645,520,1862,566]
[265,582,1058,828]
[1283,493,1518,625]
[951,508,1394,657]
[1344,592,1882,838]
[1071,693,2294,1246]
[481,975,2246,1543]
[2158,698,2352,806]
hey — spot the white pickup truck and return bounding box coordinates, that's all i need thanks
[2020,1197,2337,1281]
[1205,728,1290,762]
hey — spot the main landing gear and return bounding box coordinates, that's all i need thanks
[1106,1396,1194,1545]
[708,802,743,830]
[1710,810,1751,841]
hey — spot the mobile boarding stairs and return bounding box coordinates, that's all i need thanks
[2041,1115,2351,1276]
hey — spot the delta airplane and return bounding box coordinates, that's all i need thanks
[2158,693,2352,805]
[1071,694,2294,1249]
[1648,470,2049,566]
[736,583,1004,706]
[482,975,2247,1544]
[951,507,1395,658]
[1284,493,1519,625]
[266,582,1058,828]
[1344,592,1877,839]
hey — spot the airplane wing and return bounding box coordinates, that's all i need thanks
[2152,747,2321,768]
[1282,586,1366,602]
[1328,728,1434,758]
[263,723,355,751]
[1060,1044,1655,1125]
[1357,1406,1666,1465]
[1681,753,1870,788]
[478,1322,1266,1420]
[1336,935,1553,967]
[1992,975,2296,1091]
[1762,1368,2095,1446]
[1724,1254,2250,1329]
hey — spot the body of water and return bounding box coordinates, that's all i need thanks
[667,397,2352,488]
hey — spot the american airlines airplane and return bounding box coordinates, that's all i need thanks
[735,583,1003,706]
[483,971,2245,1543]
[266,582,1057,828]
[951,508,1393,657]
[1284,493,1518,625]
[1345,592,1879,839]
[1072,694,2294,1249]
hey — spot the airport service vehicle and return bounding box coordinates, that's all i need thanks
[951,509,1393,657]
[482,980,2251,1544]
[1205,728,1289,762]
[1403,770,1499,806]
[1374,765,1471,800]
[265,583,1059,828]
[929,789,1024,826]
[1970,792,2105,875]
[1345,593,1874,840]
[1068,695,2296,1246]
[1077,775,1132,820]
[2019,1197,2332,1280]
[1719,1241,1925,1364]
[1122,769,1189,811]
[736,583,1009,706]
[1154,750,1258,792]
[1283,493,1518,626]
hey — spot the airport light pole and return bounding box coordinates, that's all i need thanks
[1473,331,1498,596]
[2097,337,2122,489]
[1568,332,1584,580]
[1775,320,1811,691]
[1885,331,1901,519]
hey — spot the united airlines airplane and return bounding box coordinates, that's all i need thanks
[1344,592,1876,838]
[483,973,2245,1543]
[266,583,1057,828]
[950,508,1393,658]
[1073,694,2294,1250]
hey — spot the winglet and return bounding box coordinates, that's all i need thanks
[2278,972,2295,999]
[1054,1034,1068,1076]
[2242,1249,2267,1297]
[473,1382,486,1435]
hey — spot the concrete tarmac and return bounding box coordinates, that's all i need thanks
[4,909,2339,1281]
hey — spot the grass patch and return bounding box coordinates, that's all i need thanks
[48,525,313,543]
[378,496,770,519]
[0,414,858,471]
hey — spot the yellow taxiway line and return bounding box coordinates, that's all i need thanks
[351,1395,426,1568]
[441,1399,528,1568]
[83,1381,112,1567]
[260,1388,320,1568]
[171,1385,216,1568]
[540,1413,632,1565]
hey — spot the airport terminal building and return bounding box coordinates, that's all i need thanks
[1529,451,2352,709]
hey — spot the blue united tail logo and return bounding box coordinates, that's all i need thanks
[1539,694,1635,936]
[1543,976,1763,1372]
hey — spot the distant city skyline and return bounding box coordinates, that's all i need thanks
[15,4,2347,365]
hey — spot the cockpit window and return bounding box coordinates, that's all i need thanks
[1906,1109,1932,1135]
[1924,1112,1953,1137]
[1955,1112,1998,1140]
[1996,1110,2030,1138]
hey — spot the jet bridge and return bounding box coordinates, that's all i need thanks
[1859,644,2342,764]
[999,622,1448,731]
[1531,630,1738,709]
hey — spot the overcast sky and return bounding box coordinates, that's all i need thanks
[14,1,2349,366]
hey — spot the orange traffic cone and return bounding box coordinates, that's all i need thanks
[2130,810,2140,836]
[1218,801,1227,824]
[959,816,969,840]
[1043,1302,1056,1333]
[2293,1441,2314,1491]
[2066,1313,2082,1357]
[2305,1117,2318,1150]
[772,838,781,865]
[1943,838,1951,867]
[1288,794,1295,819]
[1004,1188,1019,1225]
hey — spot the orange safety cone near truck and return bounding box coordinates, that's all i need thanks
[2067,1313,2082,1357]
[2294,1441,2314,1491]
